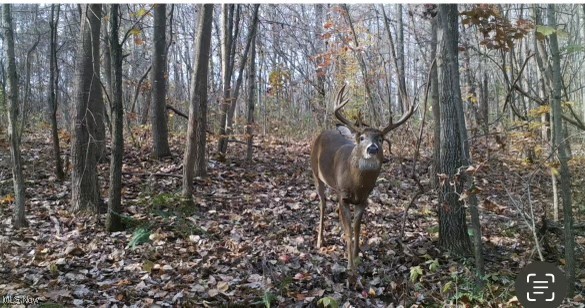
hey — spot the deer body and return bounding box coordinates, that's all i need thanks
[310,85,415,270]
[311,130,381,204]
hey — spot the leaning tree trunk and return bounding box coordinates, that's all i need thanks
[183,4,214,198]
[548,4,575,296]
[3,4,27,228]
[71,4,102,213]
[49,4,65,181]
[437,4,472,256]
[106,4,124,232]
[150,3,171,159]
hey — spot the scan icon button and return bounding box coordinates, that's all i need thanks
[515,262,568,308]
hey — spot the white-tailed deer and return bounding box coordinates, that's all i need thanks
[310,85,416,270]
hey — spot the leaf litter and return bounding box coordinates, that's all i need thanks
[0,131,583,307]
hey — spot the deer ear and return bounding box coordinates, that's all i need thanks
[336,124,354,139]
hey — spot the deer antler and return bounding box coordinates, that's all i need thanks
[334,85,359,133]
[381,99,418,135]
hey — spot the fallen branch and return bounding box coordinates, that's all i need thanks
[166,104,188,119]
[122,171,182,179]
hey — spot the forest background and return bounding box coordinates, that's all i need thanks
[0,3,584,307]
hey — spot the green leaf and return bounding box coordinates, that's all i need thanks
[136,8,148,18]
[129,27,142,37]
[409,265,423,283]
[317,296,339,308]
[143,260,155,273]
[127,227,151,250]
[442,281,454,293]
[427,259,440,272]
[563,44,585,54]
[536,25,555,37]
[262,291,276,308]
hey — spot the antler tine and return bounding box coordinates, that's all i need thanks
[381,100,418,135]
[334,85,359,132]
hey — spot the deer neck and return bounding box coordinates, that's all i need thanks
[350,148,381,180]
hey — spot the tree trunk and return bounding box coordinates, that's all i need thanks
[343,4,380,126]
[437,4,472,256]
[106,4,124,232]
[217,4,236,158]
[49,4,65,181]
[20,32,40,142]
[150,3,171,159]
[246,11,258,162]
[548,4,575,296]
[314,4,326,122]
[71,4,102,213]
[3,4,27,228]
[225,5,260,154]
[183,4,214,198]
[87,5,106,162]
[430,12,440,190]
[396,4,406,114]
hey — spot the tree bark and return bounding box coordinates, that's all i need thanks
[343,4,380,126]
[183,4,214,197]
[314,4,326,122]
[217,4,236,158]
[225,4,260,154]
[150,3,171,159]
[106,4,124,232]
[3,4,27,228]
[49,4,65,181]
[87,5,106,162]
[548,4,575,296]
[437,4,472,256]
[246,10,258,162]
[396,4,406,114]
[430,12,440,190]
[71,4,102,213]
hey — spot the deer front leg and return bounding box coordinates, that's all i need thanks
[338,200,354,270]
[315,178,326,248]
[352,203,366,260]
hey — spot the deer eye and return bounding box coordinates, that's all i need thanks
[378,137,383,143]
[359,135,365,142]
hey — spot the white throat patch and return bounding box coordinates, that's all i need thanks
[358,158,381,171]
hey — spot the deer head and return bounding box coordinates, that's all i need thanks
[310,84,416,270]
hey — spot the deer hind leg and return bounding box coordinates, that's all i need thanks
[352,203,366,260]
[315,177,327,248]
[338,200,354,270]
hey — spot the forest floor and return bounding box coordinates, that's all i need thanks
[0,126,584,307]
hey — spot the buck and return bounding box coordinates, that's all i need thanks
[310,85,416,270]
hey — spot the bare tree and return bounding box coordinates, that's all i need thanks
[183,3,214,198]
[436,4,472,255]
[2,4,27,228]
[71,4,102,213]
[106,4,124,232]
[217,4,238,158]
[246,9,258,162]
[548,4,575,296]
[48,4,64,181]
[151,3,171,159]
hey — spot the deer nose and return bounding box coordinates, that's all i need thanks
[367,144,379,155]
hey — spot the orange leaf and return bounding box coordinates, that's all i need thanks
[1,195,15,205]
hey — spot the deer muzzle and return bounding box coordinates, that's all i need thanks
[366,144,379,155]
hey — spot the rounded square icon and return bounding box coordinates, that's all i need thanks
[515,261,568,308]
